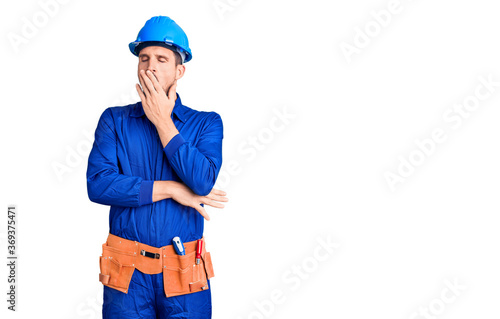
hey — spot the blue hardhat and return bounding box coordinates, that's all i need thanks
[129,16,192,63]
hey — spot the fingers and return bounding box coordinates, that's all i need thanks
[202,189,228,209]
[194,204,210,221]
[138,71,151,98]
[136,84,146,102]
[209,189,227,196]
[207,189,228,201]
[139,70,157,96]
[203,199,225,209]
[145,70,163,93]
[205,193,228,203]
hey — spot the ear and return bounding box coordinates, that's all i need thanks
[175,64,186,80]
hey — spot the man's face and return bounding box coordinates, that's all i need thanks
[137,45,185,96]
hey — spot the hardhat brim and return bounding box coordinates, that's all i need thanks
[129,41,192,63]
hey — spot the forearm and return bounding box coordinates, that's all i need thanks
[156,120,179,148]
[153,179,228,221]
[166,147,220,196]
[87,170,154,207]
[161,113,223,196]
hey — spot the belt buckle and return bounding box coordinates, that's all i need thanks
[140,249,160,259]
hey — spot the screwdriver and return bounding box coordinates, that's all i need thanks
[195,239,203,265]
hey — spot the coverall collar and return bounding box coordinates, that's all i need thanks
[131,92,187,123]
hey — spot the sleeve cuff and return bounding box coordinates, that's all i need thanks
[163,133,186,160]
[138,180,154,206]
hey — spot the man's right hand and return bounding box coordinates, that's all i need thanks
[153,180,228,221]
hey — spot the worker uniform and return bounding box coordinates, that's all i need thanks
[87,93,223,318]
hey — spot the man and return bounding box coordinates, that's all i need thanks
[86,16,227,318]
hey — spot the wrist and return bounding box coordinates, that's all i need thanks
[153,180,178,202]
[157,121,179,148]
[155,117,176,133]
[163,180,178,198]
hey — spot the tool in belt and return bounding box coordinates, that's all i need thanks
[98,233,214,297]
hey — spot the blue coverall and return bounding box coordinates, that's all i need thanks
[86,93,223,318]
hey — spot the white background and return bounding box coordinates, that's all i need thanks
[1,0,500,318]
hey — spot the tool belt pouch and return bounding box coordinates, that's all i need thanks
[163,250,215,298]
[99,244,135,294]
[97,234,214,298]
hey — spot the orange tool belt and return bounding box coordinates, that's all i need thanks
[99,233,215,298]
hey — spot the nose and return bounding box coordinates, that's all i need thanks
[145,61,157,73]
